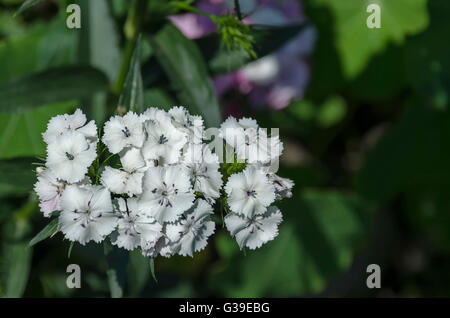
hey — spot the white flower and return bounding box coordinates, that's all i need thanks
[43,108,97,144]
[270,174,294,199]
[100,166,144,196]
[102,112,145,154]
[140,166,195,223]
[225,206,283,250]
[101,147,147,196]
[219,116,283,163]
[112,198,162,251]
[141,117,187,165]
[140,107,169,123]
[59,185,117,245]
[141,233,174,258]
[169,106,204,144]
[165,199,215,257]
[46,130,97,183]
[182,144,222,202]
[225,165,275,217]
[34,167,66,217]
[255,162,294,199]
[119,147,147,172]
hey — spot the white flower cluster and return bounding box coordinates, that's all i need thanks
[34,107,294,258]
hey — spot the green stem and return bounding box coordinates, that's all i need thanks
[233,0,242,20]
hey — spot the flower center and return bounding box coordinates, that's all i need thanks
[122,126,131,137]
[65,152,75,160]
[158,134,168,144]
[246,190,257,198]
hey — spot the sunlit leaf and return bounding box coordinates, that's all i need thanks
[313,0,429,78]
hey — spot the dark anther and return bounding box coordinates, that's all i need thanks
[158,134,168,144]
[65,152,75,160]
[122,127,131,137]
[246,190,257,197]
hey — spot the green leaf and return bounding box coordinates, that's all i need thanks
[1,242,33,297]
[118,36,144,113]
[0,66,108,112]
[106,268,123,298]
[29,218,59,247]
[150,258,157,283]
[210,191,370,297]
[0,157,36,196]
[14,0,46,17]
[314,0,429,78]
[153,23,222,127]
[127,249,149,296]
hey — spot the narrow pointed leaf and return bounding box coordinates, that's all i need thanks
[14,0,46,17]
[118,36,144,113]
[67,241,74,259]
[29,218,59,247]
[150,258,157,283]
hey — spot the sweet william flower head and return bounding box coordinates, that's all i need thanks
[102,112,145,154]
[43,108,97,144]
[225,165,276,217]
[165,199,216,257]
[59,185,118,245]
[46,130,97,183]
[225,206,283,250]
[112,198,162,251]
[140,166,195,223]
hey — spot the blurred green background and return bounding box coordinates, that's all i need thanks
[1,0,449,297]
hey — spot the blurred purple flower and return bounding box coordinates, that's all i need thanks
[170,0,316,111]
